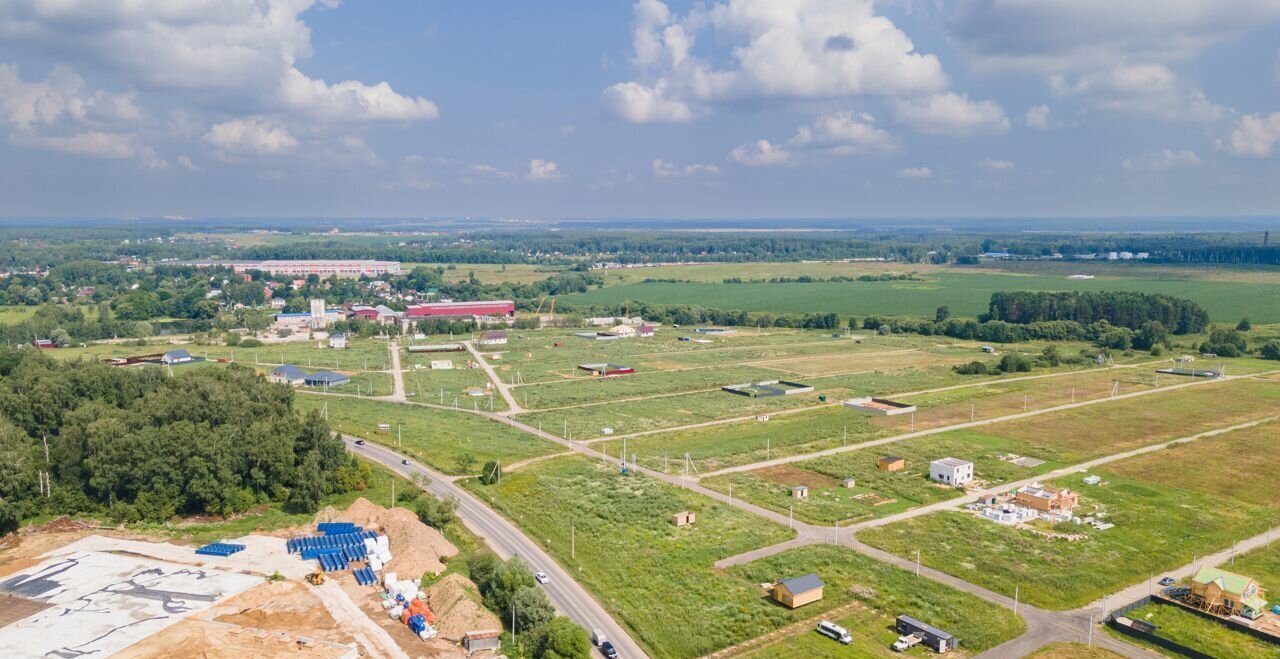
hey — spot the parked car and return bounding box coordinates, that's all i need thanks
[1159,577,1176,587]
[600,640,618,658]
[535,571,550,584]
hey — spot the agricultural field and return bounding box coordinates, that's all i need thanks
[568,267,1280,323]
[702,429,1068,525]
[50,335,395,372]
[399,262,565,285]
[460,455,794,657]
[859,459,1280,609]
[730,545,1025,657]
[0,305,39,324]
[1105,603,1280,659]
[293,395,559,475]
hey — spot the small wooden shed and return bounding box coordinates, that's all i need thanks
[671,511,696,527]
[878,456,906,472]
[791,485,809,499]
[773,573,824,609]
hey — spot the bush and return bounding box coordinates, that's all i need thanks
[998,354,1032,373]
[953,361,990,376]
[239,338,264,348]
[223,332,241,346]
[479,461,503,485]
[1261,340,1280,361]
[1238,318,1253,331]
[1150,344,1165,357]
[414,493,458,529]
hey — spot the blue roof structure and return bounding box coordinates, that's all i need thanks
[304,370,350,386]
[272,364,307,380]
[778,573,824,595]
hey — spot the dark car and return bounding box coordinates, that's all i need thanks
[354,439,365,445]
[1159,577,1176,587]
[401,459,410,465]
[600,641,618,659]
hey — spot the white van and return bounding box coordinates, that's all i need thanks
[816,620,852,645]
[590,629,607,647]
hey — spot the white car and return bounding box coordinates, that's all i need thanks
[534,571,550,584]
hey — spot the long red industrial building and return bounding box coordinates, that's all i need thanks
[404,300,515,318]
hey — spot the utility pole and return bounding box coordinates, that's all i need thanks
[391,480,395,510]
[970,404,975,422]
[915,549,921,576]
[1014,585,1019,615]
[397,423,402,448]
[571,522,575,559]
[788,505,793,530]
[1087,615,1093,646]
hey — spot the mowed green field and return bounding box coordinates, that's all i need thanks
[730,545,1025,656]
[461,456,794,658]
[565,269,1280,322]
[293,395,558,474]
[859,419,1280,610]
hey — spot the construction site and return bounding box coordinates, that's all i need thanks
[0,497,496,659]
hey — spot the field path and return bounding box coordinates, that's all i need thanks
[466,340,523,413]
[387,340,406,402]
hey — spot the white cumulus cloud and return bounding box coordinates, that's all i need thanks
[652,159,720,177]
[1226,113,1280,158]
[1050,64,1224,122]
[604,0,952,123]
[202,117,298,156]
[898,166,932,178]
[1025,104,1051,130]
[982,158,1015,169]
[729,139,790,166]
[788,111,898,155]
[893,92,1010,135]
[527,159,563,181]
[1121,149,1201,170]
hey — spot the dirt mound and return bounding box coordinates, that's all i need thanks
[426,574,502,642]
[332,497,458,578]
[213,581,347,642]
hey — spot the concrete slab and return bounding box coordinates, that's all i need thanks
[0,549,260,657]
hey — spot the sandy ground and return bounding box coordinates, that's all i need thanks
[424,574,502,642]
[117,581,357,659]
[324,498,459,578]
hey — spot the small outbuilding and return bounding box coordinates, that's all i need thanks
[270,364,307,386]
[161,349,193,365]
[578,363,634,377]
[773,573,824,609]
[671,511,696,527]
[429,359,453,370]
[791,485,809,499]
[878,456,906,472]
[328,333,349,349]
[844,397,916,416]
[841,478,856,489]
[637,325,655,337]
[463,630,502,653]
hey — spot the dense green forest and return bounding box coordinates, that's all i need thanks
[986,291,1210,333]
[0,354,364,532]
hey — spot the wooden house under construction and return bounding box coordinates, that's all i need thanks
[1189,567,1267,619]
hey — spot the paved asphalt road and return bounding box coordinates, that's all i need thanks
[344,436,647,659]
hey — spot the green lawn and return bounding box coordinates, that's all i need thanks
[293,395,559,475]
[730,545,1025,655]
[860,470,1280,610]
[402,366,507,411]
[565,269,1280,323]
[462,455,796,658]
[1107,603,1280,659]
[512,364,788,409]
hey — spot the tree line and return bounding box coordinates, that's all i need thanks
[0,353,364,532]
[985,291,1210,333]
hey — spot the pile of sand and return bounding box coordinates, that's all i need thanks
[425,574,502,642]
[213,581,348,642]
[331,497,458,578]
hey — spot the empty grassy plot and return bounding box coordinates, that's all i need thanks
[1104,603,1280,659]
[644,334,943,370]
[513,364,787,409]
[403,366,506,411]
[598,406,886,474]
[729,545,1024,655]
[756,348,971,378]
[1106,419,1280,507]
[210,338,393,370]
[293,395,558,474]
[703,429,1064,525]
[461,456,794,658]
[968,377,1280,462]
[300,370,394,396]
[518,386,827,440]
[860,471,1280,610]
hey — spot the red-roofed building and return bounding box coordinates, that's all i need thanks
[404,300,515,319]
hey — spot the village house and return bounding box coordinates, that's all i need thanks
[478,330,508,346]
[929,458,974,487]
[1191,567,1268,619]
[1014,483,1079,513]
[772,574,824,609]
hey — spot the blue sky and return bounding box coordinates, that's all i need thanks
[1,0,1279,220]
